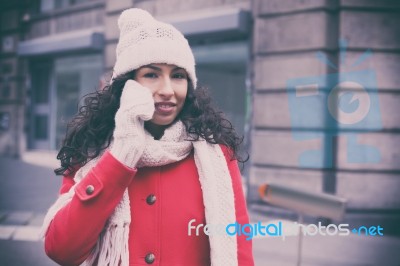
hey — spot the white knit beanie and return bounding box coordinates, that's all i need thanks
[112,8,197,88]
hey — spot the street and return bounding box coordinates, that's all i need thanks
[1,154,400,266]
[0,154,60,265]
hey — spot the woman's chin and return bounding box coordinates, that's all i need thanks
[150,117,175,126]
[148,117,176,127]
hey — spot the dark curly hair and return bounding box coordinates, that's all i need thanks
[54,70,247,175]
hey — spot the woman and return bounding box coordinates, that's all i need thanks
[42,8,254,266]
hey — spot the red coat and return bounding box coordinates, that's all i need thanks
[44,145,254,266]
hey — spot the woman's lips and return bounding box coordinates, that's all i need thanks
[155,102,176,115]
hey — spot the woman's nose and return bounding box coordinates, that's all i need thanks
[157,77,174,97]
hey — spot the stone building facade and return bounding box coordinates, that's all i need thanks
[249,0,400,233]
[0,0,399,233]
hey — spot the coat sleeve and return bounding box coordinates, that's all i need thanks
[220,145,255,266]
[44,151,137,266]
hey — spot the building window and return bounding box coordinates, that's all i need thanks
[34,115,48,139]
[54,54,102,148]
[33,65,50,104]
[1,85,10,98]
[40,0,99,12]
[0,112,10,131]
[29,54,102,150]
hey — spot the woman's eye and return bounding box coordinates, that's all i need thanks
[173,73,187,79]
[144,72,158,78]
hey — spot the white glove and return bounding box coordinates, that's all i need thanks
[110,80,155,167]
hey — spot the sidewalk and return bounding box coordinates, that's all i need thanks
[20,150,59,169]
[249,208,400,266]
[0,152,60,243]
[0,153,60,265]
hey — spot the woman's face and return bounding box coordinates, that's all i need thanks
[134,63,188,126]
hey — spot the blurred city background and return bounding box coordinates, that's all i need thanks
[0,0,400,265]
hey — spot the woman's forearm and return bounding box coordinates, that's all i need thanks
[44,151,136,265]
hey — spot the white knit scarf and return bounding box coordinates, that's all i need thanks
[41,121,238,266]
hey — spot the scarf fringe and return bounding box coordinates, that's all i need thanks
[83,223,129,266]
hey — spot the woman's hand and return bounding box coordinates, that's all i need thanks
[110,80,155,167]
